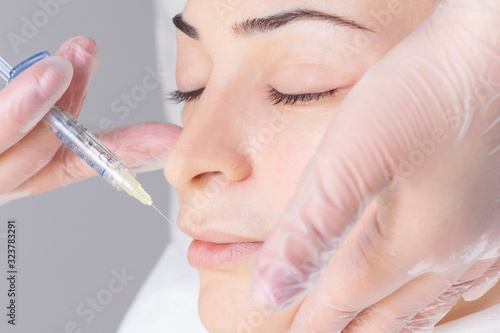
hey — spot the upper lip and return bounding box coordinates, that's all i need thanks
[180,223,263,244]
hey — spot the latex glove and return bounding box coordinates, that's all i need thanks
[0,36,181,206]
[251,0,500,332]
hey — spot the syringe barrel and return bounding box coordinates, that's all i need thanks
[43,104,134,189]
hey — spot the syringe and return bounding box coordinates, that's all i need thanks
[0,52,170,223]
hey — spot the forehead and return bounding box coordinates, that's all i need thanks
[183,0,373,28]
[177,0,438,76]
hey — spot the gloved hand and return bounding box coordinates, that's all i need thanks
[251,0,500,332]
[0,36,181,206]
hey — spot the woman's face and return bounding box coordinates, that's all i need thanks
[164,0,438,332]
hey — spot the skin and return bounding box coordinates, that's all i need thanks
[164,0,499,332]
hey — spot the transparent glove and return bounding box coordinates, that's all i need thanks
[0,36,181,206]
[251,1,500,332]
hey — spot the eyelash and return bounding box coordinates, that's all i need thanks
[168,88,205,104]
[267,87,340,106]
[168,87,340,106]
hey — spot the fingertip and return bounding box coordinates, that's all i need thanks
[251,259,306,313]
[463,269,500,302]
[96,122,183,174]
[251,275,280,313]
[33,56,73,100]
[57,36,101,67]
[62,36,98,55]
[462,286,482,302]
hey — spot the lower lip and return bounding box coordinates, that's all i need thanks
[188,240,263,269]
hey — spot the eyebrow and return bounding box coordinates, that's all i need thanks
[173,9,370,40]
[233,9,371,36]
[173,14,200,39]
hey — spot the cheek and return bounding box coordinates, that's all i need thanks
[262,120,330,216]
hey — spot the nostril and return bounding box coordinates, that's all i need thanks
[191,171,226,190]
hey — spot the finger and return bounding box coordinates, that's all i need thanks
[251,0,499,311]
[289,194,499,333]
[0,122,182,204]
[0,56,72,154]
[341,278,472,333]
[288,205,393,332]
[336,259,495,332]
[463,257,500,301]
[55,36,101,116]
[402,282,471,333]
[0,37,100,194]
[287,202,461,333]
[456,257,499,285]
[289,206,493,333]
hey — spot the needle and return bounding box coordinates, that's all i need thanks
[151,204,173,224]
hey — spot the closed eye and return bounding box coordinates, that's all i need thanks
[267,87,341,106]
[167,86,341,106]
[168,88,205,104]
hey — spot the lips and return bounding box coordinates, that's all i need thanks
[179,215,266,269]
[188,240,264,269]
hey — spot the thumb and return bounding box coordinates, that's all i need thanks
[12,121,182,198]
[251,0,500,311]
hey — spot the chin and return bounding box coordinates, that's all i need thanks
[197,268,302,333]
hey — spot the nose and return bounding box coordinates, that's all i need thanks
[164,88,253,190]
